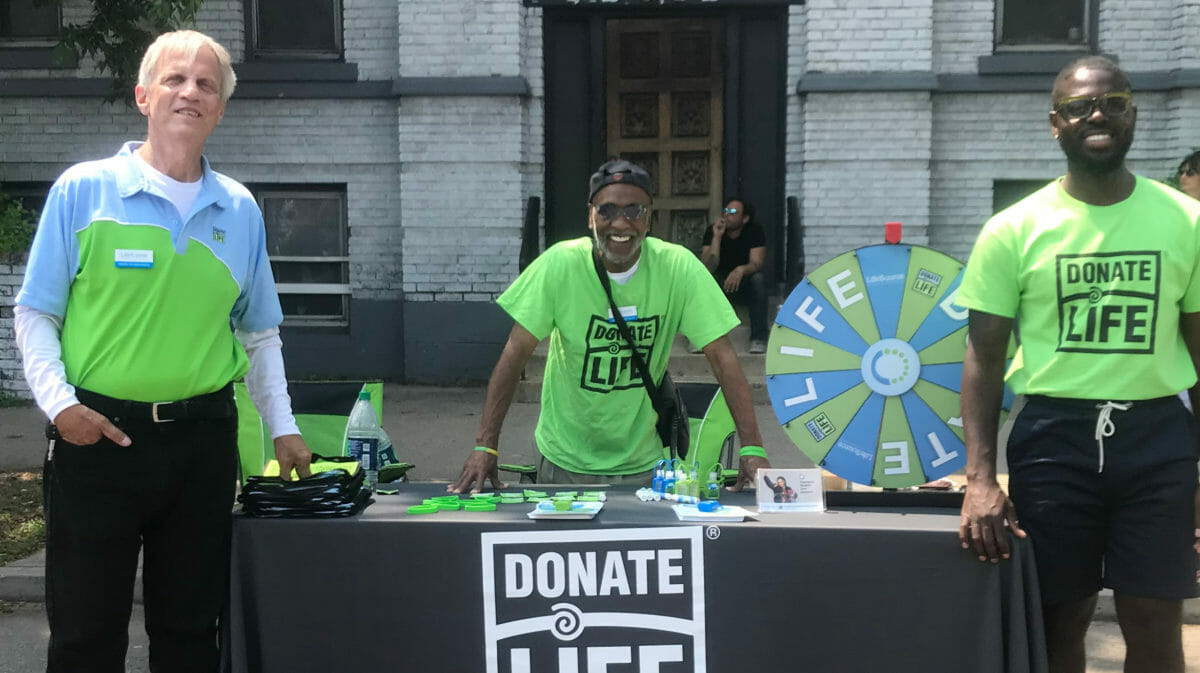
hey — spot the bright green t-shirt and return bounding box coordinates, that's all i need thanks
[498,236,739,475]
[957,176,1200,398]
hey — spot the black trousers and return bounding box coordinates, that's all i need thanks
[718,271,769,341]
[43,413,238,673]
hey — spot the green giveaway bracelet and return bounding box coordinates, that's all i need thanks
[474,446,499,456]
[738,445,768,459]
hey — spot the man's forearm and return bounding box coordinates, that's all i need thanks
[961,338,1008,484]
[705,336,763,446]
[476,326,539,448]
[700,240,721,272]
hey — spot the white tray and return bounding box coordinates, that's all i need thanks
[672,504,751,522]
[527,501,605,520]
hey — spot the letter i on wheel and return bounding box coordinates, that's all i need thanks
[764,244,1016,489]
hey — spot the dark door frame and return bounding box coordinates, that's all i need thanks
[542,6,788,288]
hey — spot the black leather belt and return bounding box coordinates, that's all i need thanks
[75,383,236,423]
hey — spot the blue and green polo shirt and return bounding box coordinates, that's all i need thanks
[16,142,283,402]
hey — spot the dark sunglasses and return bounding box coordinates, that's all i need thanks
[723,207,739,215]
[1053,92,1133,122]
[594,202,648,222]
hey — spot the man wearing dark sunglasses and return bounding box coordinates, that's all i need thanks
[699,197,768,354]
[957,56,1200,673]
[450,159,769,493]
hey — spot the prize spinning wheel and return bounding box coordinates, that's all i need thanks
[765,244,1013,488]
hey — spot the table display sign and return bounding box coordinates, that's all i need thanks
[756,467,825,512]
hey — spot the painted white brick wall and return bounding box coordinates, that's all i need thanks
[1099,1,1176,72]
[345,0,399,80]
[520,7,547,253]
[801,92,932,268]
[805,0,933,72]
[786,5,807,210]
[0,263,28,398]
[1179,1,1200,70]
[932,0,992,74]
[397,0,523,77]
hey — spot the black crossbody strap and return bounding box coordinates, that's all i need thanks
[592,249,662,410]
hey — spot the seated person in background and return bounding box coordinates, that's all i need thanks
[1176,149,1200,200]
[698,197,768,354]
[449,159,770,492]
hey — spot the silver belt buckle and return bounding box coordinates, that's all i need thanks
[151,402,175,423]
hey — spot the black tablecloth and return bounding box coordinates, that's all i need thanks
[224,484,1046,673]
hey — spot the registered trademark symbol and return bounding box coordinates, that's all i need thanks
[705,526,721,540]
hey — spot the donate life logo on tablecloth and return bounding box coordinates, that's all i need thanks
[480,528,706,673]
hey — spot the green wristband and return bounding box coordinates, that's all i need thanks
[738,445,768,459]
[474,446,499,456]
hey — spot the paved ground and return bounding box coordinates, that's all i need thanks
[0,383,823,478]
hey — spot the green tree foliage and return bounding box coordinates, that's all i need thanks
[0,192,36,260]
[48,0,204,104]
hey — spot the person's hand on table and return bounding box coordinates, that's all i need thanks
[273,434,312,481]
[959,479,1026,563]
[448,448,506,494]
[726,454,769,492]
[53,404,131,447]
[722,267,745,293]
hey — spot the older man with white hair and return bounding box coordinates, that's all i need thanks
[15,30,311,672]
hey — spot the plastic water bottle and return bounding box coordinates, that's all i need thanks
[345,390,381,490]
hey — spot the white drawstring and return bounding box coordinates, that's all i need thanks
[1093,401,1132,472]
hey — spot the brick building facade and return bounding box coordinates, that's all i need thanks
[1,0,1197,395]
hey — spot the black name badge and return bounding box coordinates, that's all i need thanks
[481,528,706,673]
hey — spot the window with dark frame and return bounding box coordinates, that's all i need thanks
[1,0,60,41]
[993,0,1089,49]
[2,181,52,220]
[246,0,342,60]
[250,185,350,327]
[993,179,1051,214]
[996,0,1089,50]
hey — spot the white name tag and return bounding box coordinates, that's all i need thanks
[114,249,153,269]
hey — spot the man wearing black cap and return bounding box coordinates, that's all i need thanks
[450,159,769,492]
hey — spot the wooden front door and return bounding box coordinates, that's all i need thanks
[605,17,723,252]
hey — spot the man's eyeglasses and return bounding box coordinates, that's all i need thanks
[1181,168,1198,178]
[594,203,648,222]
[723,207,739,215]
[1053,92,1133,122]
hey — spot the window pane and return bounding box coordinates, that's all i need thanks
[993,180,1048,214]
[280,294,345,319]
[2,0,60,39]
[1,182,51,219]
[272,261,346,285]
[254,0,339,53]
[1001,0,1086,46]
[261,194,346,257]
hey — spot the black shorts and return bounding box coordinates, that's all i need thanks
[1007,394,1199,606]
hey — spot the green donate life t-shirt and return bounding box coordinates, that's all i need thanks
[957,177,1200,399]
[498,236,739,475]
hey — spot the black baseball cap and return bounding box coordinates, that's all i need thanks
[588,159,653,203]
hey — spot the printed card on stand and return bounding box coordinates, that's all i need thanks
[756,468,825,512]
